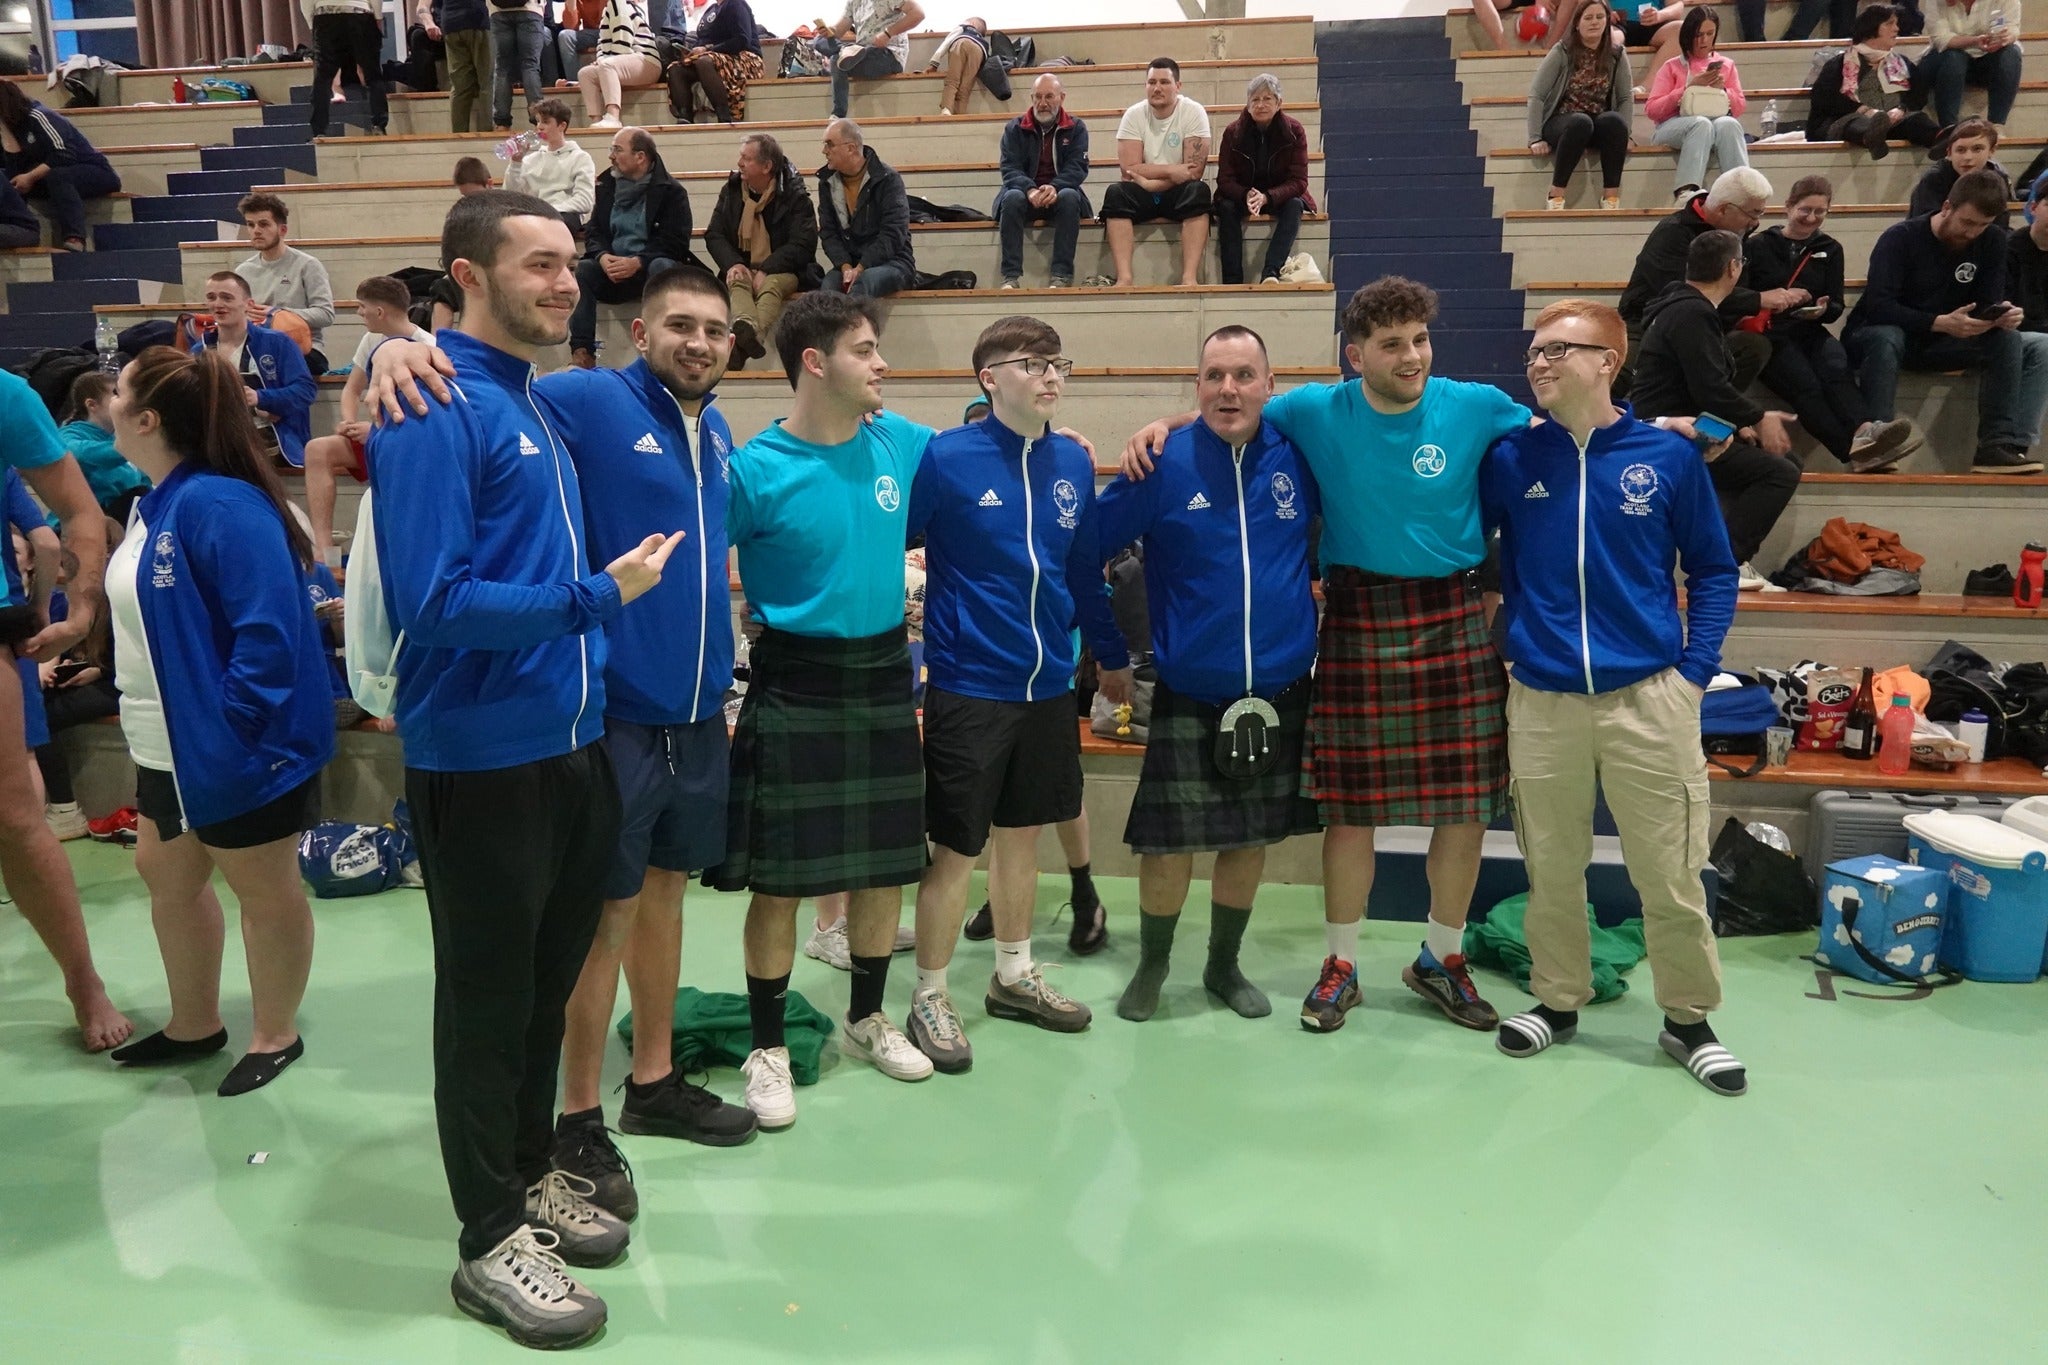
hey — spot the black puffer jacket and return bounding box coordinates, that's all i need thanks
[705,160,821,290]
[816,146,915,276]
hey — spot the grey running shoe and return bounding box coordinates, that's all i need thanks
[451,1226,607,1350]
[523,1169,630,1269]
[985,965,1092,1033]
[906,987,974,1073]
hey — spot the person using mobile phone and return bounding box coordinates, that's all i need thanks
[1644,7,1750,202]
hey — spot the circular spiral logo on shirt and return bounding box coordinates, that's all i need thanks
[1411,444,1448,478]
[1271,472,1297,510]
[874,475,901,512]
[1052,478,1080,521]
[1955,262,1979,284]
[1620,463,1660,505]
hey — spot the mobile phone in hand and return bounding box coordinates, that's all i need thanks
[1692,412,1737,445]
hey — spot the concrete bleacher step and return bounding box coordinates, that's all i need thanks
[166,168,294,198]
[1721,593,2046,670]
[0,310,89,357]
[64,147,205,199]
[54,246,184,285]
[1762,474,2048,588]
[49,101,259,149]
[93,220,235,252]
[130,192,248,223]
[5,278,167,314]
[201,142,320,177]
[262,100,364,129]
[1463,85,2029,151]
[233,122,317,148]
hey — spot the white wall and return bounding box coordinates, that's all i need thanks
[745,1,1461,41]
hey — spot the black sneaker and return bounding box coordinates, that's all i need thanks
[963,902,994,941]
[1972,446,2045,475]
[1299,955,1362,1033]
[618,1070,759,1148]
[550,1114,637,1223]
[1401,952,1501,1031]
[1065,887,1108,956]
[1964,564,2018,597]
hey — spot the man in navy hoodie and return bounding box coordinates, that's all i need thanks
[1095,325,1321,1024]
[900,315,1131,1073]
[1482,298,1748,1099]
[368,189,681,1350]
[993,75,1091,290]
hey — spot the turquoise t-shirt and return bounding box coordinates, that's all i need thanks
[1264,376,1529,578]
[0,370,66,478]
[726,409,933,638]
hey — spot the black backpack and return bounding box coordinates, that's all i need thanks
[11,347,97,419]
[987,31,1035,71]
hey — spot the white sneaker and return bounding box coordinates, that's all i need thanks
[1737,562,1768,592]
[741,1046,797,1129]
[892,923,916,953]
[45,802,87,841]
[803,918,851,971]
[590,113,621,130]
[841,1011,935,1081]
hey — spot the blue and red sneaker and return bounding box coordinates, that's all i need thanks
[1299,955,1362,1033]
[1402,948,1499,1031]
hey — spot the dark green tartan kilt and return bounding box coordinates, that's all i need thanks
[1123,674,1321,855]
[703,626,928,898]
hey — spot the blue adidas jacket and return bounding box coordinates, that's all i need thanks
[538,359,734,727]
[192,324,315,468]
[907,418,1128,702]
[1481,405,1739,694]
[127,462,335,828]
[367,330,621,773]
[1096,417,1319,706]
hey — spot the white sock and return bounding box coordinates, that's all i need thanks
[994,937,1033,986]
[916,965,948,997]
[1425,915,1464,965]
[1325,918,1359,968]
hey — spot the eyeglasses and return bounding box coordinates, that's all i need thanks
[1522,341,1613,367]
[986,356,1075,379]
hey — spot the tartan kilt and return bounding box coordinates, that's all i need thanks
[1125,675,1321,855]
[703,626,928,898]
[1305,566,1508,827]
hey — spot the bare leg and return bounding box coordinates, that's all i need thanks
[1321,824,1375,928]
[1179,214,1209,287]
[208,834,314,1053]
[1137,852,1192,919]
[1211,845,1267,908]
[301,436,345,564]
[133,817,227,1042]
[813,889,848,931]
[845,885,903,958]
[560,892,639,1114]
[1106,218,1135,286]
[986,824,1041,945]
[1424,822,1487,933]
[914,844,977,973]
[744,892,799,978]
[1472,0,1511,50]
[1054,810,1089,867]
[620,867,684,1086]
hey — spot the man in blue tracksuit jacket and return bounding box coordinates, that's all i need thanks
[1482,298,1748,1100]
[1094,323,1323,1025]
[900,315,1131,1071]
[530,267,758,1194]
[365,190,681,1349]
[191,271,316,468]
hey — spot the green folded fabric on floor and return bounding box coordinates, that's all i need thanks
[1462,895,1646,1004]
[617,987,837,1085]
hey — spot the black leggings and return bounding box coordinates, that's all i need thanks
[33,677,118,805]
[1544,110,1630,191]
[1761,328,1869,462]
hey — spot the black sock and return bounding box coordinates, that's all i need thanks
[1070,862,1097,909]
[621,1072,671,1101]
[847,953,891,1023]
[1664,1016,1716,1050]
[747,972,790,1051]
[558,1104,603,1129]
[1534,1004,1578,1030]
[1116,912,1179,1021]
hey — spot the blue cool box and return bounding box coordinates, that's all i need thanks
[1816,855,1949,985]
[1903,812,2048,984]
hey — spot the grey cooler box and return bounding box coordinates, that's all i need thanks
[1804,789,2021,881]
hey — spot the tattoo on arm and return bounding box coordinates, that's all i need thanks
[1182,136,1209,176]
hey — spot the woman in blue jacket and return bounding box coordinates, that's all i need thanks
[0,78,120,252]
[103,347,336,1098]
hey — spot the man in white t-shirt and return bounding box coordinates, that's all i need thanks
[1101,57,1213,289]
[301,275,432,569]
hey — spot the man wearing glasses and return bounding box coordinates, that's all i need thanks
[1482,298,1746,1097]
[1615,167,1804,392]
[901,316,1133,1072]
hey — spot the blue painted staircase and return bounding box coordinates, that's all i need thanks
[1314,18,1531,402]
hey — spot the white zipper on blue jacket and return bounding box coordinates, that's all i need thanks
[1232,442,1253,695]
[1019,437,1045,700]
[1574,433,1595,694]
[666,391,709,722]
[527,370,588,748]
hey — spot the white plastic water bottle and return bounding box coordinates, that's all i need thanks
[94,315,119,374]
[1761,99,1779,138]
[495,129,539,162]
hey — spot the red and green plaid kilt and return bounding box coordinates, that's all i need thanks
[1304,565,1508,827]
[704,626,927,898]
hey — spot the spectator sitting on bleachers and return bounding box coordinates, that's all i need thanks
[2008,189,2048,322]
[817,118,916,298]
[55,373,149,519]
[0,175,37,250]
[553,0,605,85]
[190,271,317,471]
[994,74,1091,290]
[669,0,765,124]
[1101,57,1213,289]
[924,17,1006,115]
[235,192,338,376]
[1645,6,1751,203]
[1806,4,1940,159]
[1526,2,1633,212]
[815,0,926,120]
[1910,117,2013,223]
[1749,175,1927,471]
[706,133,820,368]
[1618,168,1798,387]
[1919,0,2023,132]
[453,155,494,194]
[1783,0,1860,40]
[1630,229,1803,590]
[580,0,662,130]
[505,96,597,232]
[417,0,493,132]
[1214,73,1314,285]
[570,127,701,365]
[302,277,432,569]
[0,79,120,254]
[1845,169,2048,474]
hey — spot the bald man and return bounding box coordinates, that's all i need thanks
[993,75,1093,290]
[817,118,916,298]
[570,126,700,366]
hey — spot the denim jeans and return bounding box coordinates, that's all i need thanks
[1847,323,2048,453]
[569,254,677,352]
[815,36,902,118]
[1650,115,1749,194]
[995,187,1086,282]
[492,10,546,129]
[547,27,599,87]
[1919,43,2023,126]
[832,262,912,297]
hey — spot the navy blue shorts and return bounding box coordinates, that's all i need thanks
[18,656,45,750]
[601,715,730,900]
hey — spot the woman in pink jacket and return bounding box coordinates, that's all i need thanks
[1646,7,1752,202]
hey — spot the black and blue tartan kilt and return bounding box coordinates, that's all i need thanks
[1123,674,1321,855]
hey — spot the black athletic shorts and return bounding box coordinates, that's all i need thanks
[601,714,730,900]
[1097,179,1214,223]
[922,686,1082,857]
[134,766,320,850]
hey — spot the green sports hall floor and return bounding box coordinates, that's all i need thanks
[2,842,2043,1365]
